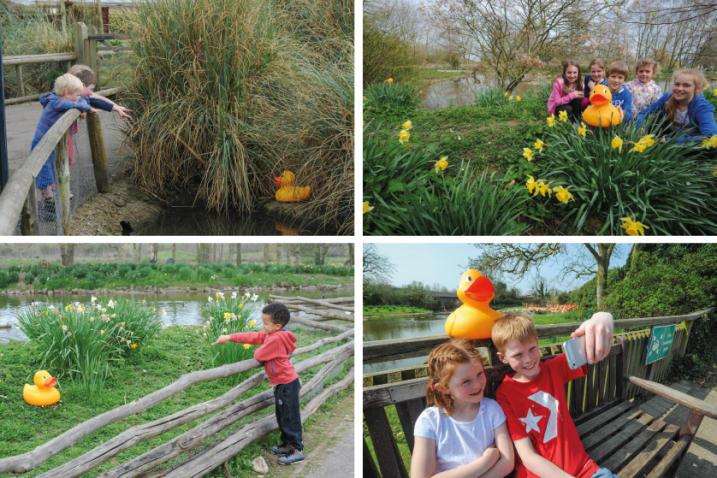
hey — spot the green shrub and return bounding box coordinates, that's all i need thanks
[77,278,97,290]
[73,268,88,279]
[234,275,254,287]
[23,273,34,283]
[137,267,152,278]
[364,81,421,111]
[162,264,177,273]
[45,277,74,290]
[6,272,19,283]
[7,266,20,273]
[179,266,193,280]
[197,268,213,281]
[474,87,511,108]
[222,269,234,279]
[118,265,131,277]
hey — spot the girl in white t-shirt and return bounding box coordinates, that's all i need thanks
[411,339,514,478]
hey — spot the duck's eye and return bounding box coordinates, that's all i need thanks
[465,275,472,283]
[42,376,46,380]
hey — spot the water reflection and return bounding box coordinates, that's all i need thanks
[0,289,352,344]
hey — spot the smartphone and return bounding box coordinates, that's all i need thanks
[563,335,588,370]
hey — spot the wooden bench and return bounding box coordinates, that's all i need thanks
[364,335,717,478]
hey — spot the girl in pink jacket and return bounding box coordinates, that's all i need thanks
[547,60,585,122]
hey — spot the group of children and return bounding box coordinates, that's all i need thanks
[547,57,717,145]
[31,66,131,221]
[412,311,618,478]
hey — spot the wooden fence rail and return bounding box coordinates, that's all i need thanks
[0,329,354,475]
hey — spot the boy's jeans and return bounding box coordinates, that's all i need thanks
[591,468,619,478]
[274,377,303,450]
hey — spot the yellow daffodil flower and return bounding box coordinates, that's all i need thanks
[131,343,137,349]
[398,129,410,144]
[630,142,646,153]
[701,135,717,149]
[363,121,366,126]
[537,181,552,197]
[250,320,256,326]
[387,78,394,84]
[620,216,649,236]
[534,139,544,152]
[523,148,534,161]
[363,201,374,214]
[509,96,514,101]
[714,89,717,97]
[516,96,521,102]
[611,135,623,153]
[435,157,448,171]
[504,92,509,96]
[577,122,587,138]
[547,115,556,127]
[244,344,251,349]
[402,120,413,130]
[553,185,574,204]
[638,134,655,147]
[526,175,538,194]
[559,110,568,122]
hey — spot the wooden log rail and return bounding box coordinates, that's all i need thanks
[269,294,355,312]
[0,86,119,236]
[0,329,354,475]
[3,53,77,104]
[363,308,714,364]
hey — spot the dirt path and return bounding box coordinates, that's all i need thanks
[259,393,354,478]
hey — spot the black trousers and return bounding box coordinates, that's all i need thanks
[555,97,583,122]
[274,377,303,450]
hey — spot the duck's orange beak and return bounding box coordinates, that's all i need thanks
[591,94,609,107]
[274,177,283,186]
[464,276,494,302]
[45,376,57,387]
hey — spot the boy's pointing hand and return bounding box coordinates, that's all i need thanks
[212,335,231,346]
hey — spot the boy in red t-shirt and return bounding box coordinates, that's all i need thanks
[492,312,618,478]
[213,303,304,465]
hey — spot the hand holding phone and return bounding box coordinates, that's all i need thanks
[563,335,587,370]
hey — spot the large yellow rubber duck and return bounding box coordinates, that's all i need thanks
[444,270,504,340]
[583,85,621,127]
[275,171,311,202]
[23,370,60,406]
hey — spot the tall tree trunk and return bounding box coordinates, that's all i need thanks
[320,244,329,265]
[264,244,269,264]
[584,243,616,308]
[277,245,282,265]
[289,244,296,266]
[236,244,242,266]
[172,244,176,261]
[134,244,142,263]
[150,243,159,263]
[348,244,354,266]
[60,244,75,267]
[314,244,321,265]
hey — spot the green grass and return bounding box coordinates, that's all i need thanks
[0,326,353,477]
[362,306,431,317]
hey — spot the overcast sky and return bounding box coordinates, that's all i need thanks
[368,243,632,295]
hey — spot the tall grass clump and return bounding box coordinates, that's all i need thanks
[364,81,421,110]
[203,292,261,385]
[123,0,354,233]
[15,298,163,400]
[474,87,510,108]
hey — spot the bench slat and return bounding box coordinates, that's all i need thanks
[609,354,617,402]
[625,375,717,420]
[581,409,643,450]
[577,400,634,436]
[395,399,424,453]
[617,424,680,478]
[589,413,654,463]
[599,419,667,471]
[598,359,607,407]
[574,375,584,420]
[363,437,382,478]
[643,435,690,478]
[587,363,596,413]
[364,407,409,478]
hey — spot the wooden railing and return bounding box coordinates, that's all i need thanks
[3,52,78,105]
[0,329,354,477]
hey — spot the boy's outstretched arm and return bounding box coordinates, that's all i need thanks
[514,438,575,478]
[570,311,614,364]
[477,422,514,478]
[410,437,500,478]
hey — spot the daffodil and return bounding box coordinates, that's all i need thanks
[577,122,587,138]
[387,78,394,84]
[516,96,521,102]
[509,96,514,101]
[224,312,231,319]
[523,148,534,161]
[131,343,137,349]
[402,120,413,130]
[638,134,655,147]
[526,175,538,194]
[547,115,556,127]
[435,157,448,171]
[611,135,623,153]
[537,182,552,197]
[630,142,646,153]
[559,110,568,122]
[504,92,509,96]
[250,320,256,326]
[363,121,366,126]
[244,344,251,349]
[553,185,574,204]
[534,139,544,152]
[363,201,374,214]
[398,129,410,144]
[701,135,717,149]
[620,216,649,236]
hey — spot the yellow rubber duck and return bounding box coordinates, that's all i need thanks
[23,370,60,406]
[583,85,621,127]
[444,269,504,340]
[275,171,311,202]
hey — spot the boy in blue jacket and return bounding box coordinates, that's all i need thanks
[636,69,717,151]
[606,61,633,123]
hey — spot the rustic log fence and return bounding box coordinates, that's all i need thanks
[0,328,354,477]
[268,294,355,334]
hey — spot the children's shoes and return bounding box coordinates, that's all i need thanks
[277,446,305,466]
[270,444,292,456]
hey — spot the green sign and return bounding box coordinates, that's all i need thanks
[645,324,676,365]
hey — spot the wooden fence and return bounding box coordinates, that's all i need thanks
[0,329,354,477]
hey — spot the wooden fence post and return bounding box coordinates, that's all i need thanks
[20,183,39,236]
[74,22,87,65]
[60,1,66,31]
[87,113,110,193]
[15,65,24,98]
[54,131,71,235]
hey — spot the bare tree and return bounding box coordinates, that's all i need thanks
[59,244,75,267]
[236,244,242,266]
[363,244,395,282]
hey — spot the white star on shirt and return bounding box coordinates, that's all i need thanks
[519,408,543,434]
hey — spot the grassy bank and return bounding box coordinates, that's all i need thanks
[0,262,354,292]
[363,305,431,318]
[0,326,353,477]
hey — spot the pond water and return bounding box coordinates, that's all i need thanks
[363,311,448,374]
[420,74,717,109]
[0,289,353,344]
[134,208,322,236]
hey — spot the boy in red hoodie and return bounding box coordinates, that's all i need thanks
[213,303,304,465]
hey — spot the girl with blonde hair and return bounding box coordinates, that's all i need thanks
[625,58,662,113]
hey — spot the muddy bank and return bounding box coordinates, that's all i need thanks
[1,282,354,296]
